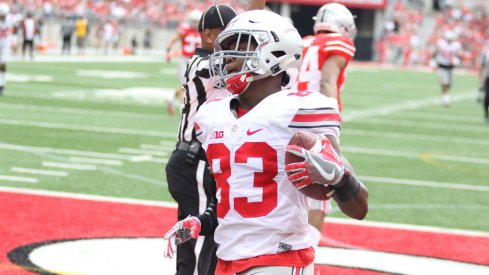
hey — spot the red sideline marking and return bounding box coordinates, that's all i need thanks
[320,222,489,265]
[1,190,489,275]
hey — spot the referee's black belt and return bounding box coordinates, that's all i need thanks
[176,141,191,151]
[176,140,202,151]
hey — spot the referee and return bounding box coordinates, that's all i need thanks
[165,5,237,275]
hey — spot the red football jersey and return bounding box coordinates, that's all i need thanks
[296,33,355,111]
[177,22,201,58]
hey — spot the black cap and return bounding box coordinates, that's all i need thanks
[198,4,238,32]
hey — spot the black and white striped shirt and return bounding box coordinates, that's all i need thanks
[178,48,229,142]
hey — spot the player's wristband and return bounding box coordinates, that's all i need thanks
[333,172,361,202]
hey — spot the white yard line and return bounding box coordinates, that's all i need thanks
[343,129,489,146]
[358,118,489,134]
[0,175,38,183]
[0,118,173,138]
[0,143,166,163]
[0,102,170,121]
[343,91,475,122]
[11,167,68,177]
[140,144,168,150]
[343,146,489,165]
[393,111,482,123]
[160,140,176,146]
[42,162,97,171]
[361,175,489,192]
[69,157,122,166]
[118,148,168,157]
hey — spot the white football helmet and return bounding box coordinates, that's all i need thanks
[209,10,303,94]
[188,9,202,30]
[313,3,356,39]
[0,3,9,17]
[444,30,456,41]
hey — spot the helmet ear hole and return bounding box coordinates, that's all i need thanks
[272,51,286,58]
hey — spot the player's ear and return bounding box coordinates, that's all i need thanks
[201,29,214,45]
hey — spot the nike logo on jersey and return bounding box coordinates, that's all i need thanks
[247,128,263,136]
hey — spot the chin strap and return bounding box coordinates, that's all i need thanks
[226,73,253,95]
[226,72,268,95]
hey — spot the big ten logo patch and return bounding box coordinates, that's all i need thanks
[211,131,224,139]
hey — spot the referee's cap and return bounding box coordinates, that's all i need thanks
[198,4,238,32]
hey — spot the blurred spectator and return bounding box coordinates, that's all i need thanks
[131,35,137,55]
[21,11,37,60]
[61,15,74,55]
[143,27,152,52]
[75,15,88,54]
[102,19,114,54]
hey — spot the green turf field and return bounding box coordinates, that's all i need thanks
[1,61,488,232]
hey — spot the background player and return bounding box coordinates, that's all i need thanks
[0,3,13,96]
[295,2,357,245]
[163,10,368,275]
[430,30,463,107]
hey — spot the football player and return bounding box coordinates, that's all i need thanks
[430,30,463,107]
[295,2,357,245]
[0,3,13,96]
[165,9,202,115]
[163,10,368,275]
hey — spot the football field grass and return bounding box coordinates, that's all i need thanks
[0,60,488,233]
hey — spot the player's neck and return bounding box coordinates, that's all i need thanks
[238,77,281,110]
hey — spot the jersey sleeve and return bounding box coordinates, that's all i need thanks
[320,35,356,62]
[177,23,190,36]
[287,92,341,140]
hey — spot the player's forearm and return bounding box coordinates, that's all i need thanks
[319,80,338,100]
[196,197,218,235]
[333,173,369,220]
[166,35,178,51]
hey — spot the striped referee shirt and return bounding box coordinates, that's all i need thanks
[178,48,229,142]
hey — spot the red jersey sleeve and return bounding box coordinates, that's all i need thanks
[319,34,356,62]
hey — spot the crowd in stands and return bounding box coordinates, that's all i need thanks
[379,0,488,69]
[6,0,249,27]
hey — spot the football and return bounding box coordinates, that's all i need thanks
[285,131,335,200]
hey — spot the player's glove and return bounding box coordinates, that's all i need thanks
[285,137,346,189]
[162,216,201,258]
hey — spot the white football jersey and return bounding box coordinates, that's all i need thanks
[195,89,340,261]
[435,38,461,66]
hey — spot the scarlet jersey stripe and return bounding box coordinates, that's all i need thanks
[325,40,356,52]
[289,108,341,129]
[323,46,355,57]
[194,122,203,137]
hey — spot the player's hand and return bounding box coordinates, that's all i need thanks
[165,49,172,62]
[285,137,345,188]
[163,215,201,250]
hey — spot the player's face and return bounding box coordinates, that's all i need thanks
[224,38,257,75]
